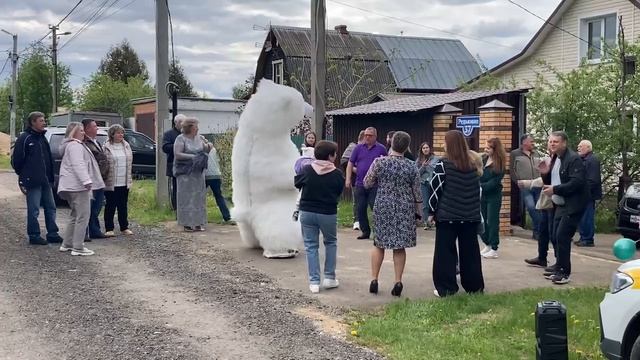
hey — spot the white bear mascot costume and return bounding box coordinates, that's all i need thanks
[231,79,305,258]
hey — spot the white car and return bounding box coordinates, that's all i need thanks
[600,259,640,359]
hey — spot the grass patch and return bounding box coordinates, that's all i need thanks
[128,179,233,225]
[0,153,10,170]
[349,287,606,360]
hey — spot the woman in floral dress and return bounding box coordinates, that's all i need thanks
[364,131,422,297]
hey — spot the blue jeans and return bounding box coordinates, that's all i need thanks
[25,183,60,241]
[87,189,104,238]
[420,182,430,217]
[299,211,338,284]
[579,200,595,244]
[205,178,231,221]
[521,187,541,235]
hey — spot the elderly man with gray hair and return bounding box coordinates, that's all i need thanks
[575,139,602,247]
[163,114,187,210]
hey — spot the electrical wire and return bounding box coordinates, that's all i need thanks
[327,0,520,50]
[57,0,85,26]
[0,56,10,78]
[506,0,609,55]
[166,0,176,66]
[59,0,120,51]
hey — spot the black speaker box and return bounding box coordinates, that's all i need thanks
[535,300,568,360]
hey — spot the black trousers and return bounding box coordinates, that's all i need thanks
[169,176,177,211]
[104,186,129,232]
[537,208,557,263]
[354,186,377,236]
[552,209,584,277]
[433,221,485,297]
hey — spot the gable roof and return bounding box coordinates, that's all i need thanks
[327,88,528,116]
[489,0,640,75]
[268,25,482,92]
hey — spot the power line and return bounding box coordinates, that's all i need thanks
[506,0,607,55]
[166,0,176,66]
[0,56,9,78]
[327,0,520,50]
[57,0,85,26]
[59,0,119,51]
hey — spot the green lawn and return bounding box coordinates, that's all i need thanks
[349,287,606,360]
[128,180,231,225]
[0,153,10,170]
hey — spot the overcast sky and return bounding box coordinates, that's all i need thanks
[0,0,559,99]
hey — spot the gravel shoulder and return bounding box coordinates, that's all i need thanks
[0,172,381,360]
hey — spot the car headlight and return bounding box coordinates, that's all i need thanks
[610,271,634,294]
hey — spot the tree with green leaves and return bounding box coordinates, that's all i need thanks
[99,39,149,83]
[76,73,153,118]
[527,45,640,198]
[0,82,10,133]
[16,44,72,122]
[232,74,254,100]
[169,59,196,97]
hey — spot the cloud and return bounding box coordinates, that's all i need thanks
[0,0,559,99]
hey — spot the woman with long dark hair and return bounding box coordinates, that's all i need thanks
[429,130,484,297]
[416,142,438,230]
[480,137,507,259]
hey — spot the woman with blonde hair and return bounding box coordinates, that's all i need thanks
[174,117,211,231]
[103,124,134,237]
[479,137,507,259]
[57,122,105,256]
[429,130,484,297]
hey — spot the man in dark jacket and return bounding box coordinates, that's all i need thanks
[11,112,63,245]
[162,114,185,210]
[541,131,589,285]
[575,140,602,247]
[82,118,109,239]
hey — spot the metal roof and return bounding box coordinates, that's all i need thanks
[375,35,481,90]
[327,88,529,116]
[270,25,482,91]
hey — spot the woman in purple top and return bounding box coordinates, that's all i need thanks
[345,126,387,240]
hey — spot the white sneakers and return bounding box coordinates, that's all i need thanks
[71,247,95,256]
[480,245,491,255]
[59,245,73,252]
[483,249,499,259]
[309,278,340,293]
[353,222,360,230]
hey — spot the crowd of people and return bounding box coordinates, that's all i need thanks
[11,110,602,293]
[295,126,602,295]
[11,111,233,255]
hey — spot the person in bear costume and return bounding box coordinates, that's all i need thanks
[231,79,308,258]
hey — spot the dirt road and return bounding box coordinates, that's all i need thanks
[0,174,381,360]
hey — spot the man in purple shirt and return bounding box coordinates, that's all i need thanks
[345,127,387,239]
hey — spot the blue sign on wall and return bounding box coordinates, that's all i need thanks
[456,115,480,137]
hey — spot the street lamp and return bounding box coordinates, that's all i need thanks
[1,28,17,147]
[50,27,71,113]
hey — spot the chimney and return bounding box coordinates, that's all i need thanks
[334,25,348,35]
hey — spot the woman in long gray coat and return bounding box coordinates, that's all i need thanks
[174,117,211,231]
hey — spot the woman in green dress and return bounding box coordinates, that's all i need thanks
[480,137,506,259]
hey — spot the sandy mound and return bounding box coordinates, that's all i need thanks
[0,132,9,156]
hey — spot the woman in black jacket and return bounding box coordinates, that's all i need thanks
[429,130,485,297]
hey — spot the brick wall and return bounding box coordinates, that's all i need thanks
[432,113,458,156]
[479,108,513,235]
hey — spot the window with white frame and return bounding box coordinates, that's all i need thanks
[272,59,284,84]
[580,13,617,61]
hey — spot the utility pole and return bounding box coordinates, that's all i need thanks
[1,29,17,147]
[155,0,170,207]
[50,24,58,114]
[618,16,633,203]
[311,0,326,139]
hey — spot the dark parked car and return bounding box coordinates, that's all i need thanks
[41,127,156,203]
[617,183,640,243]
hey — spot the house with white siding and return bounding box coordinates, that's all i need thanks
[489,0,640,86]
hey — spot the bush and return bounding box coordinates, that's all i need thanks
[210,129,236,197]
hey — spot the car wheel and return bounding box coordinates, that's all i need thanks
[630,335,640,360]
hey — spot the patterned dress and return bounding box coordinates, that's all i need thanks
[174,134,207,228]
[364,155,422,249]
